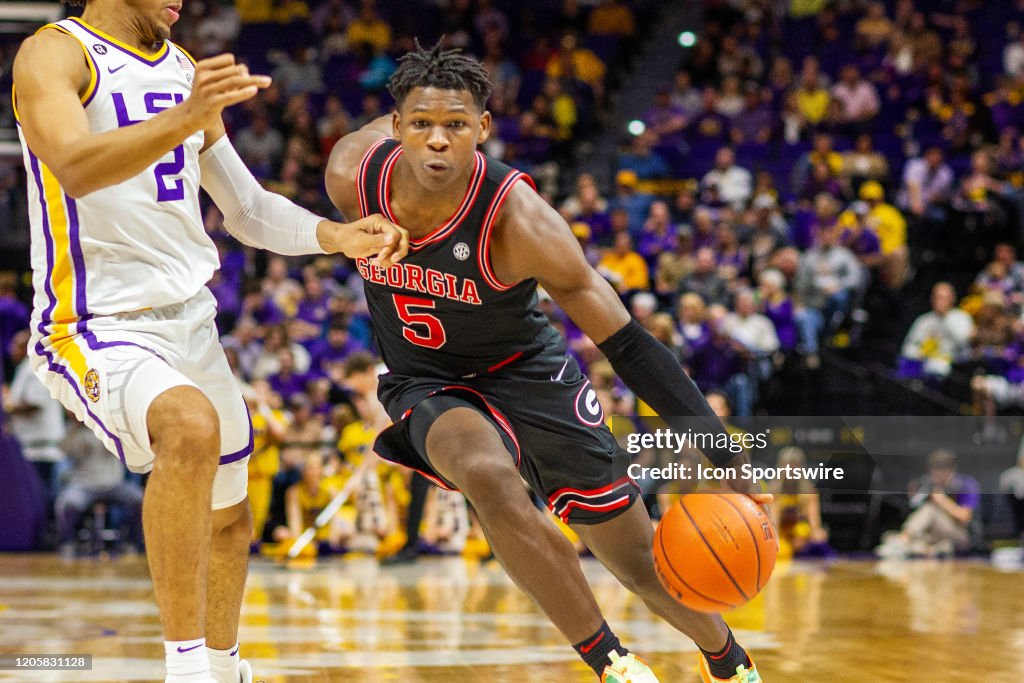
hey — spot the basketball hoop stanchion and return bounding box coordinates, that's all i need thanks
[285,460,374,559]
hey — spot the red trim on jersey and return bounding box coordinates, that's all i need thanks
[356,138,391,218]
[377,144,403,220]
[379,151,487,251]
[441,384,522,469]
[486,351,523,373]
[478,171,537,292]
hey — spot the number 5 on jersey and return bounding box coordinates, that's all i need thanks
[394,294,447,349]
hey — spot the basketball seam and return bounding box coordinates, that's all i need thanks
[719,495,763,593]
[655,517,736,610]
[679,498,751,603]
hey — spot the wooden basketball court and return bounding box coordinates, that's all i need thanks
[0,554,1021,682]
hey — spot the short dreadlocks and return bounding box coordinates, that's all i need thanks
[387,39,492,112]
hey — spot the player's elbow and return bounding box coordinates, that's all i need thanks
[50,164,102,199]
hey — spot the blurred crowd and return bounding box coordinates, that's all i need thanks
[4,0,1024,558]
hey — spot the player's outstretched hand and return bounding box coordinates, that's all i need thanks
[318,214,410,268]
[185,54,271,131]
[719,453,774,507]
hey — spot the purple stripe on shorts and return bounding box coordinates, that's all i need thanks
[219,407,254,465]
[68,18,169,66]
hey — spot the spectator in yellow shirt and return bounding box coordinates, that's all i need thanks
[840,180,909,287]
[546,33,607,101]
[587,0,636,38]
[346,3,392,53]
[598,232,650,293]
[794,59,830,124]
[245,380,288,542]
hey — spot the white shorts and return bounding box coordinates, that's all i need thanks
[30,288,251,510]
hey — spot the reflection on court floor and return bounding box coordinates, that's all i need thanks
[0,555,1021,681]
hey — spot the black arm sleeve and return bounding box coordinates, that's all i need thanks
[597,319,735,467]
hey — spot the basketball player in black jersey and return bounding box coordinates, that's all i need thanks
[325,42,768,683]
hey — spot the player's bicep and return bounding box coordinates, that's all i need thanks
[13,32,93,171]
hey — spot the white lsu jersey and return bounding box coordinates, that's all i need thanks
[16,17,219,325]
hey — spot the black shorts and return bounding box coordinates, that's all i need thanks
[374,350,639,525]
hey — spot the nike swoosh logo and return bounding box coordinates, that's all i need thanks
[229,647,238,657]
[107,64,127,74]
[550,357,569,382]
[177,644,203,653]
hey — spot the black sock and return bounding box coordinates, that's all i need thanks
[699,628,750,679]
[572,621,626,675]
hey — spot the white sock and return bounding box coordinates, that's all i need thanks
[164,637,211,682]
[208,642,240,683]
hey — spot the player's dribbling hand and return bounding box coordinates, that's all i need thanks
[720,453,774,507]
[184,54,271,131]
[318,214,410,268]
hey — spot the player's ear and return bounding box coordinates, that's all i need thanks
[392,111,401,140]
[478,110,492,145]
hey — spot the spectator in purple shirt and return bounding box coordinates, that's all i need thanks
[688,308,752,416]
[840,201,884,274]
[758,269,799,353]
[0,272,30,371]
[688,88,730,144]
[876,450,981,558]
[690,207,718,251]
[644,86,688,151]
[898,146,954,256]
[308,318,366,376]
[636,201,678,269]
[677,292,711,352]
[572,184,614,245]
[268,348,310,404]
[730,87,774,146]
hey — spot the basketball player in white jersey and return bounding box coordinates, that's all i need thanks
[11,1,409,682]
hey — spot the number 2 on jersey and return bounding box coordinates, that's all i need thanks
[112,92,185,202]
[393,294,447,349]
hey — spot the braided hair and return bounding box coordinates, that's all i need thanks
[387,39,492,112]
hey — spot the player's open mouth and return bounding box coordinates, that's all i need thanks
[424,162,448,174]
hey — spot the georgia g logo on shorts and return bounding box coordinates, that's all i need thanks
[574,380,604,427]
[84,368,101,403]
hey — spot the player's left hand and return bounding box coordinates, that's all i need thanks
[317,214,409,267]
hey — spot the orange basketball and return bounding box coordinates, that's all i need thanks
[653,493,777,613]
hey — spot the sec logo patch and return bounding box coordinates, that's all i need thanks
[84,369,101,403]
[453,242,471,261]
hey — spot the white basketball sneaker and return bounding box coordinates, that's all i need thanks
[238,660,253,683]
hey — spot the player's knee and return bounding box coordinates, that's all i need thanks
[458,456,523,513]
[148,387,220,469]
